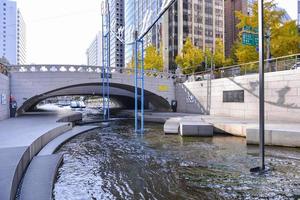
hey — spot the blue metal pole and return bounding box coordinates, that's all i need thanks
[140,39,144,133]
[101,14,106,120]
[107,8,110,120]
[134,40,138,132]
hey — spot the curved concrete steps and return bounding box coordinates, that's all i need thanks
[16,126,99,200]
[0,146,28,200]
[0,113,84,200]
[0,122,71,200]
[19,155,63,200]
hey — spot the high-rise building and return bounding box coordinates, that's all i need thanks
[163,0,225,71]
[86,32,103,66]
[224,0,247,57]
[124,0,163,68]
[107,0,125,68]
[0,0,26,65]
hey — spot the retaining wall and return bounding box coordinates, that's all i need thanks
[176,69,300,123]
[0,74,9,121]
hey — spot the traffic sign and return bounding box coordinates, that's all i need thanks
[242,26,258,47]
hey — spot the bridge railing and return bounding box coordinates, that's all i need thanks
[185,53,300,82]
[8,65,177,80]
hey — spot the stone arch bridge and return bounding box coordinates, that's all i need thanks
[8,65,176,114]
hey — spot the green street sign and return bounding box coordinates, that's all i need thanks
[242,26,258,47]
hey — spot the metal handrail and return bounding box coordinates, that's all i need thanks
[186,53,300,81]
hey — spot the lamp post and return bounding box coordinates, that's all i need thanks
[258,0,265,171]
[250,0,265,173]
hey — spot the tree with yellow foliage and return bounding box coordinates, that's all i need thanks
[213,39,234,67]
[175,38,204,74]
[271,21,300,57]
[234,0,300,63]
[144,45,164,71]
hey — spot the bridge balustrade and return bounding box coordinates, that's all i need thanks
[8,65,177,80]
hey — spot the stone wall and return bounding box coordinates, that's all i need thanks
[0,73,9,121]
[176,69,300,123]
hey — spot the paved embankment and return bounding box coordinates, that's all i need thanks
[0,112,82,200]
[138,112,300,148]
[19,126,98,200]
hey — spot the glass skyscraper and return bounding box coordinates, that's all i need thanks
[124,0,163,68]
[163,0,224,71]
[107,0,125,68]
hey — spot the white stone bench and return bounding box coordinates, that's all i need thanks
[180,121,213,137]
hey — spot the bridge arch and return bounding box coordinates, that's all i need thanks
[9,65,175,114]
[18,83,171,114]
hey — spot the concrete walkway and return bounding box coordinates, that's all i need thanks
[0,112,76,200]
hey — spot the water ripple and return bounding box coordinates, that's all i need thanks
[53,121,300,200]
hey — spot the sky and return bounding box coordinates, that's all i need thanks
[17,0,101,65]
[15,0,298,65]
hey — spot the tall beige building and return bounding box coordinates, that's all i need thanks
[224,0,247,57]
[162,0,224,71]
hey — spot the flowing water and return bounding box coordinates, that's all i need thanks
[53,120,300,200]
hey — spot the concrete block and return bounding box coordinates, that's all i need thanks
[246,129,272,145]
[180,121,213,137]
[164,118,181,134]
[246,128,300,147]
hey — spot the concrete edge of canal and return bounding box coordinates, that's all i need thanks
[127,111,300,148]
[0,111,97,200]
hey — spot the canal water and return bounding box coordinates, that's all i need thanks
[53,120,300,200]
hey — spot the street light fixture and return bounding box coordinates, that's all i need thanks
[251,0,265,173]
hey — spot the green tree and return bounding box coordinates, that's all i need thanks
[126,52,141,70]
[235,43,258,64]
[213,39,234,67]
[213,39,225,67]
[271,21,300,57]
[236,0,284,31]
[234,0,299,63]
[144,45,164,71]
[175,38,204,74]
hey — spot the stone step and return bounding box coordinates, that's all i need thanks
[19,155,63,200]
